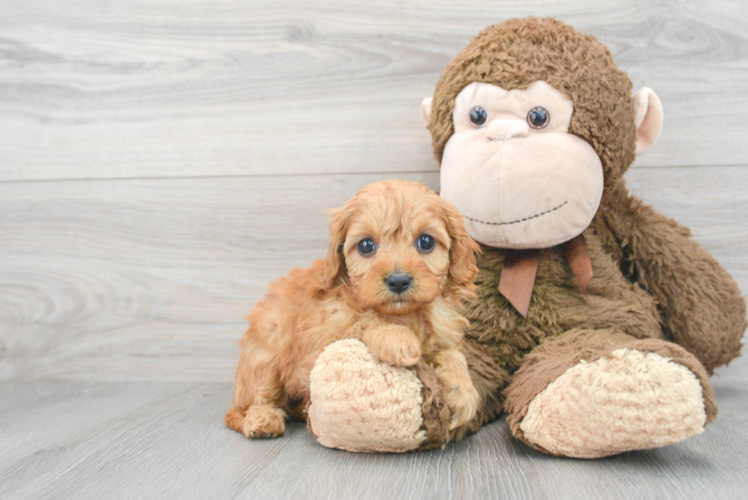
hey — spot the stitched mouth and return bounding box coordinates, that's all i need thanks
[464,201,568,227]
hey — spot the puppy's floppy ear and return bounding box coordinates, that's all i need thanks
[320,201,356,291]
[438,196,480,288]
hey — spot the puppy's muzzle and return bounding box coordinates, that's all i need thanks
[385,273,412,295]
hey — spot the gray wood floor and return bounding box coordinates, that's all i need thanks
[1,373,747,500]
[1,0,747,498]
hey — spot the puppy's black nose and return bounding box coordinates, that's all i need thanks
[385,273,412,294]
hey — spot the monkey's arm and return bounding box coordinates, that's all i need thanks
[603,188,746,373]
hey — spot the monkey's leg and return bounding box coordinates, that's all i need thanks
[306,339,427,452]
[504,328,717,458]
[306,338,508,452]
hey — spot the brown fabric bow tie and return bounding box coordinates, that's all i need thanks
[498,234,593,318]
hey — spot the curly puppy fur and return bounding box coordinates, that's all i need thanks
[225,180,481,438]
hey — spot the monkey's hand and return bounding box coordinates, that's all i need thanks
[608,190,746,373]
[363,324,422,367]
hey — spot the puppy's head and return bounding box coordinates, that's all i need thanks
[321,180,479,315]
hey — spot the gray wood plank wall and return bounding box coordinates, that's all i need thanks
[1,0,747,384]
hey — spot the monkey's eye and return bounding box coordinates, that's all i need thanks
[416,234,435,252]
[357,238,376,256]
[527,107,550,129]
[469,106,488,128]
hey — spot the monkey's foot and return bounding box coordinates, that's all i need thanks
[522,348,710,458]
[505,330,717,458]
[307,339,428,453]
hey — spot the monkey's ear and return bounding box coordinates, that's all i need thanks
[420,98,433,128]
[633,88,663,155]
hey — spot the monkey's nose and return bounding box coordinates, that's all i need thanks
[485,119,529,141]
[385,273,412,294]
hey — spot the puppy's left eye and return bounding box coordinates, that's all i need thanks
[416,234,435,252]
[357,238,376,256]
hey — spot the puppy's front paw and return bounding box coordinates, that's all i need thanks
[366,325,422,367]
[440,373,480,430]
[242,405,286,438]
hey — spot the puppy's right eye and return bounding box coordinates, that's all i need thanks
[357,238,376,256]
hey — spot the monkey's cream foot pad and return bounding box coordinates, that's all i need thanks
[307,339,427,453]
[520,348,708,458]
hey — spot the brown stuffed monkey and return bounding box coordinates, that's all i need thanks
[306,17,746,458]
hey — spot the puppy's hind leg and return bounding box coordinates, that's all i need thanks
[225,339,287,438]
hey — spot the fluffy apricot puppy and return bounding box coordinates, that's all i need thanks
[225,180,481,439]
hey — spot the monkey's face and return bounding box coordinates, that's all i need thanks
[437,81,604,249]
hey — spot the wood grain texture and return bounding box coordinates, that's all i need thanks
[1,0,748,181]
[0,376,746,500]
[1,168,746,382]
[0,172,437,382]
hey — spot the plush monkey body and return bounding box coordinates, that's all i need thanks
[466,228,663,395]
[305,18,745,458]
